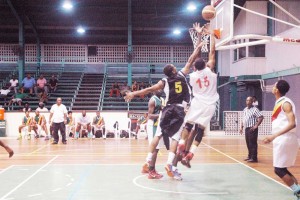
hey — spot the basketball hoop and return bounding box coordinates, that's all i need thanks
[189,28,210,52]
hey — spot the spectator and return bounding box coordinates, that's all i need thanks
[35,74,48,95]
[36,102,48,112]
[120,82,130,97]
[39,91,48,104]
[109,82,120,97]
[9,76,18,93]
[132,81,139,92]
[66,111,75,138]
[0,86,11,100]
[8,89,29,107]
[92,111,105,138]
[22,102,32,112]
[252,96,259,107]
[75,110,92,139]
[49,75,58,93]
[139,82,146,98]
[21,74,35,94]
[139,82,146,90]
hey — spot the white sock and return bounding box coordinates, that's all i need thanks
[146,153,153,162]
[290,183,300,193]
[179,139,185,145]
[190,145,197,154]
[167,152,175,165]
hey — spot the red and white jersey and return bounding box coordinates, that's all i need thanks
[189,67,219,105]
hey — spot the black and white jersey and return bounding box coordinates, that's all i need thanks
[162,70,191,105]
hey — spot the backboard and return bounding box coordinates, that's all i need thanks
[210,0,234,48]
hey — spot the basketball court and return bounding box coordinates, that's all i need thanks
[0,137,298,200]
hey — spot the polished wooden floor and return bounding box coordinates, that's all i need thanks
[0,136,299,185]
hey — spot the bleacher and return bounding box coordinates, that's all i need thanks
[0,63,168,112]
[72,73,104,111]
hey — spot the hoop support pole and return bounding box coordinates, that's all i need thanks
[233,4,300,29]
[268,0,300,24]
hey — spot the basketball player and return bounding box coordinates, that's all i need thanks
[141,90,164,179]
[125,39,203,180]
[0,140,14,158]
[66,111,75,138]
[75,110,92,139]
[263,80,300,199]
[18,111,32,140]
[176,24,219,170]
[32,110,50,140]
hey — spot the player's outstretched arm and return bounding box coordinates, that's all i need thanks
[206,27,216,71]
[124,81,164,102]
[181,42,203,75]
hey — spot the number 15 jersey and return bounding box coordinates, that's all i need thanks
[189,67,219,105]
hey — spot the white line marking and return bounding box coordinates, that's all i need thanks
[28,193,42,197]
[133,172,229,195]
[0,166,14,175]
[202,142,291,191]
[0,156,58,200]
[52,188,62,192]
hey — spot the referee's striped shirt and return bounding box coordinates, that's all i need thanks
[242,106,263,128]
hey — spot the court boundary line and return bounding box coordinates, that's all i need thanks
[202,142,291,191]
[0,155,59,200]
[133,170,229,195]
[0,165,14,175]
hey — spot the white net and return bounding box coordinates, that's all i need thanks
[189,28,209,52]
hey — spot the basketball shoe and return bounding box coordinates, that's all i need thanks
[181,152,194,168]
[173,169,183,181]
[148,169,163,179]
[165,164,174,177]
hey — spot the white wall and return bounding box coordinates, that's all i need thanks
[265,27,300,73]
[3,111,129,137]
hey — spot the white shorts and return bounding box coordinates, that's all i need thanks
[147,124,165,149]
[273,132,299,168]
[12,98,22,102]
[185,100,216,127]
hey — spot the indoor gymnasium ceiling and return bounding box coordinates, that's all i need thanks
[0,0,265,45]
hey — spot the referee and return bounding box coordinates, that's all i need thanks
[239,96,264,163]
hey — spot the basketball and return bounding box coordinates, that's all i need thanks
[202,5,216,21]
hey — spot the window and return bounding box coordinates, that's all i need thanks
[248,39,265,57]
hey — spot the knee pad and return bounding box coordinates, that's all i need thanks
[184,122,193,132]
[195,125,204,143]
[274,167,288,178]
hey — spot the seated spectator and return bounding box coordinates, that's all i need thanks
[139,82,146,90]
[9,76,19,93]
[8,90,29,107]
[132,81,139,92]
[48,75,58,93]
[22,102,32,112]
[109,82,120,97]
[120,82,130,97]
[0,86,11,100]
[17,111,32,140]
[36,102,48,112]
[92,111,105,138]
[35,74,48,95]
[66,111,75,137]
[31,110,49,140]
[39,91,48,104]
[75,110,92,139]
[139,82,146,98]
[21,74,35,94]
